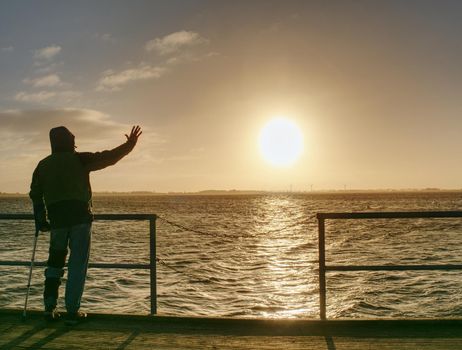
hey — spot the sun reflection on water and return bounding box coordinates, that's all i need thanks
[249,195,319,318]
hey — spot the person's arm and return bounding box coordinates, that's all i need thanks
[78,125,142,172]
[29,166,50,232]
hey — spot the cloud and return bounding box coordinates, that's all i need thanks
[0,108,126,145]
[94,33,116,43]
[0,108,128,162]
[15,91,56,103]
[14,90,80,103]
[96,64,166,91]
[23,74,62,88]
[166,51,220,65]
[34,45,61,60]
[33,61,64,74]
[96,30,214,92]
[145,31,207,55]
[1,46,14,52]
[0,108,163,157]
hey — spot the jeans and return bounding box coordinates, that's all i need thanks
[44,223,92,313]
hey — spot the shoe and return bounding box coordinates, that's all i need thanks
[65,311,87,326]
[44,307,61,322]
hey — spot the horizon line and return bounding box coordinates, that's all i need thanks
[2,188,462,196]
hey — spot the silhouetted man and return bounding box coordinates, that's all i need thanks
[29,125,142,324]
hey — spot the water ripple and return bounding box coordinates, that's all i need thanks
[1,193,462,319]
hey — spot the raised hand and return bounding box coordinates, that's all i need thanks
[125,125,142,146]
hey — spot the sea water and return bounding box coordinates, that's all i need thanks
[1,192,462,318]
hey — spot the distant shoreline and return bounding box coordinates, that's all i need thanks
[2,189,462,197]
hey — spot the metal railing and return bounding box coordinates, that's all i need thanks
[317,211,462,320]
[0,213,158,315]
[3,210,462,320]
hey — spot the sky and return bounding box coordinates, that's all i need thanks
[1,0,462,193]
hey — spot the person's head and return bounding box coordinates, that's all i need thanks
[49,126,75,153]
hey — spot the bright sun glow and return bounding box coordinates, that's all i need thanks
[259,117,303,166]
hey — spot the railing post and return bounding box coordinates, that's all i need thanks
[149,215,157,315]
[318,216,327,320]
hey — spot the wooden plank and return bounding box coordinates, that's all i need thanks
[1,310,461,350]
[2,328,462,350]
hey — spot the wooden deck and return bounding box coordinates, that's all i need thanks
[1,309,461,349]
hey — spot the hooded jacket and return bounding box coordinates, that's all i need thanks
[30,126,136,228]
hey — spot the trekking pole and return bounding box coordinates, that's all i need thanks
[22,228,39,321]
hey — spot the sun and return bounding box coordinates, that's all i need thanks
[258,117,303,167]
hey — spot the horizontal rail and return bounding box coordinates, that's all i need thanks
[317,211,462,220]
[0,261,151,269]
[0,213,156,220]
[326,264,462,271]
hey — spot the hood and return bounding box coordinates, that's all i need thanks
[49,126,75,153]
